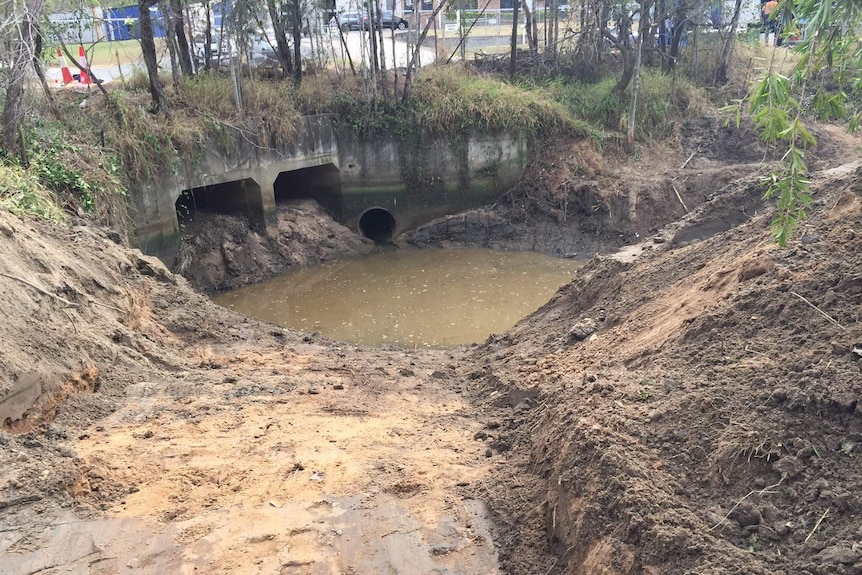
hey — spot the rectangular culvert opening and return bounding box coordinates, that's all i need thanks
[274,163,343,220]
[176,178,264,228]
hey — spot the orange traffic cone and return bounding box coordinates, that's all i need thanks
[78,45,91,84]
[57,48,74,84]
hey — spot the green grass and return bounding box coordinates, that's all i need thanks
[297,65,597,139]
[49,39,167,69]
[0,163,66,222]
[544,70,707,141]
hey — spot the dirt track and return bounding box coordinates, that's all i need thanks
[1,123,861,574]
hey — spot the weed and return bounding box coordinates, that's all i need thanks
[546,70,707,141]
[0,164,65,221]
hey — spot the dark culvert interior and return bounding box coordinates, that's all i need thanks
[359,208,396,242]
[176,178,263,226]
[274,164,343,219]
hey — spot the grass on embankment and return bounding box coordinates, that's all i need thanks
[2,64,708,228]
[540,69,708,142]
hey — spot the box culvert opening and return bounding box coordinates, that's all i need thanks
[274,163,342,219]
[176,178,263,227]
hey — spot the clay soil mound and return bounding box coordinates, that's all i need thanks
[176,199,374,292]
[468,160,862,574]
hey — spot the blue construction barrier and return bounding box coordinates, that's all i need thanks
[102,3,227,42]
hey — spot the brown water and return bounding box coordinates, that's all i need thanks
[213,248,581,347]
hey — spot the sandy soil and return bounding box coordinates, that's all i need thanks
[1,121,861,574]
[468,159,862,574]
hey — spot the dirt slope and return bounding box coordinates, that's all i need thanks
[468,160,862,574]
[0,210,503,574]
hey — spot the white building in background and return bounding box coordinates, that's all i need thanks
[732,0,765,27]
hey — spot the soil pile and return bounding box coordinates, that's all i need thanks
[177,199,374,292]
[468,160,862,574]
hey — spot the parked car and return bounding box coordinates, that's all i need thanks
[335,11,370,31]
[333,10,408,31]
[192,32,233,69]
[375,11,409,31]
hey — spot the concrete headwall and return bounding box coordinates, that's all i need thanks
[338,130,526,234]
[130,114,527,266]
[131,115,338,263]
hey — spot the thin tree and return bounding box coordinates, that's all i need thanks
[522,0,537,55]
[32,17,61,121]
[626,0,652,146]
[203,0,213,71]
[161,0,182,88]
[267,0,294,77]
[171,0,194,76]
[508,0,520,78]
[402,0,450,102]
[2,0,43,154]
[607,4,636,92]
[290,0,302,82]
[139,0,168,110]
[715,0,744,85]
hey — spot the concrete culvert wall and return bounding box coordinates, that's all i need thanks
[274,163,342,219]
[359,208,396,242]
[176,178,264,227]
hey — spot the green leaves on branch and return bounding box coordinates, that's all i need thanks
[727,70,816,246]
[725,0,862,246]
[763,146,811,247]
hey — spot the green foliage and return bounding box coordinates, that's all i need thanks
[729,69,817,246]
[25,121,97,212]
[544,70,707,141]
[296,66,593,139]
[404,66,585,137]
[0,163,65,221]
[725,0,862,246]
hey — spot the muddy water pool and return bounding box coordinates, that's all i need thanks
[213,248,581,347]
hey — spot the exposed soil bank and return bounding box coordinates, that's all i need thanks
[465,160,862,574]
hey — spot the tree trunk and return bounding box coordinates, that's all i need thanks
[375,0,390,105]
[161,0,181,88]
[609,11,635,93]
[666,1,688,72]
[2,0,43,154]
[369,1,380,74]
[522,0,537,55]
[627,0,650,146]
[509,0,520,78]
[32,23,62,122]
[333,15,356,76]
[268,0,294,77]
[204,0,212,71]
[139,0,167,110]
[171,0,194,76]
[291,0,303,83]
[715,0,743,84]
